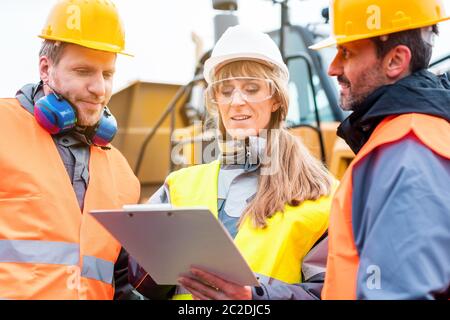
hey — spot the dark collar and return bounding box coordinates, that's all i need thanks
[337,70,450,153]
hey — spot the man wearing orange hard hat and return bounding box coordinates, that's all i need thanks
[311,0,450,299]
[0,0,140,299]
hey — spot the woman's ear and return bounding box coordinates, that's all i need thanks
[383,45,412,79]
[271,101,281,112]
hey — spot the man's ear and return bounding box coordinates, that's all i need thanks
[383,45,412,79]
[39,56,51,84]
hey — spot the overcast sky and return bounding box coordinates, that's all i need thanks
[1,0,450,97]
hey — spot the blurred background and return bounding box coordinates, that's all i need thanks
[1,0,449,96]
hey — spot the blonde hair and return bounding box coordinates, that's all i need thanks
[206,60,333,228]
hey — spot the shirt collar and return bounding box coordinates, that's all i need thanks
[219,136,266,172]
[53,133,85,148]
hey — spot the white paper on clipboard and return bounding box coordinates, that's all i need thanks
[90,204,260,286]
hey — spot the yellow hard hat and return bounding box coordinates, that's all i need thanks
[39,0,130,55]
[310,0,450,50]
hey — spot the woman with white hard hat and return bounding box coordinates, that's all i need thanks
[129,25,336,300]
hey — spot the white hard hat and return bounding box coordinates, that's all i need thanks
[203,25,289,84]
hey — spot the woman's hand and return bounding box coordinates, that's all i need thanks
[178,268,252,300]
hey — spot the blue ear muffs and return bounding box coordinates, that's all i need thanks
[34,92,77,135]
[87,107,118,147]
[34,91,117,147]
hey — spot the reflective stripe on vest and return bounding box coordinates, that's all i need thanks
[166,160,333,300]
[81,255,114,284]
[0,241,114,291]
[0,98,140,300]
[0,240,79,265]
[323,114,450,300]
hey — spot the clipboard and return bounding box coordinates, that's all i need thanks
[90,204,260,286]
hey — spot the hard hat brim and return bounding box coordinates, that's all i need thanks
[310,16,450,51]
[38,35,134,57]
[309,37,337,50]
[204,53,289,84]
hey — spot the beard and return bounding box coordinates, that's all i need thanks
[75,105,104,127]
[59,93,104,127]
[48,87,105,127]
[338,65,387,111]
[48,74,106,127]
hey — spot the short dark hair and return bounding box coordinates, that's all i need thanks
[371,25,439,73]
[39,40,68,65]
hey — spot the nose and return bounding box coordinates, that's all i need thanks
[328,53,343,77]
[87,72,106,99]
[229,90,246,106]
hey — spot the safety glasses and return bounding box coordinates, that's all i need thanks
[207,77,276,104]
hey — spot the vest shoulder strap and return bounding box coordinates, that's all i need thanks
[353,113,450,167]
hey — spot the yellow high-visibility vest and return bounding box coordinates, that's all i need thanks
[166,160,333,299]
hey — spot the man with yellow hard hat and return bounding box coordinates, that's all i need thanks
[311,0,450,299]
[0,0,140,299]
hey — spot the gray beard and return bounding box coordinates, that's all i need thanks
[340,78,387,111]
[340,90,372,111]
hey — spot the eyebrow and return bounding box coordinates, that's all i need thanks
[71,64,115,73]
